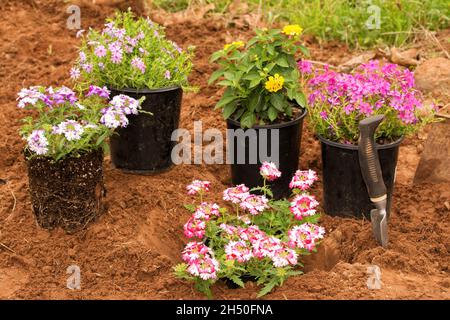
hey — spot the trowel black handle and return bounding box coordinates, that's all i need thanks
[358,115,387,201]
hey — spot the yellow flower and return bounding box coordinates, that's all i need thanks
[282,24,303,36]
[265,74,285,93]
[223,41,245,51]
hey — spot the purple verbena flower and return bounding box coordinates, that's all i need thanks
[53,120,84,141]
[27,129,48,155]
[86,85,110,99]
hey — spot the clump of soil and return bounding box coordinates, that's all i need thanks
[26,150,105,233]
[0,0,448,300]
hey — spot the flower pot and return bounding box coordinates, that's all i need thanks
[318,136,403,219]
[26,149,105,233]
[226,108,307,199]
[109,86,183,174]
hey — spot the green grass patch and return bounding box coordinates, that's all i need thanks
[151,0,450,48]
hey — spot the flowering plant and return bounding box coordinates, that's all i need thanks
[307,60,436,144]
[17,85,143,160]
[71,10,194,90]
[174,162,325,298]
[208,25,309,128]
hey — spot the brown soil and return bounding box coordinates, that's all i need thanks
[0,0,449,300]
[26,149,105,233]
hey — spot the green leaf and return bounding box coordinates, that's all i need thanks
[242,72,260,81]
[257,280,278,297]
[268,107,278,121]
[275,55,289,68]
[208,69,224,85]
[217,79,234,87]
[216,95,237,109]
[183,204,196,212]
[270,93,286,111]
[285,105,293,117]
[294,92,307,108]
[266,62,276,72]
[248,90,262,112]
[224,71,235,81]
[229,276,245,288]
[240,111,256,128]
[298,45,310,57]
[249,77,261,89]
[223,102,238,119]
[210,51,223,62]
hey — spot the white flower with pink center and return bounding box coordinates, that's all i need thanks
[288,223,325,251]
[271,246,298,267]
[289,169,318,190]
[259,161,281,181]
[187,256,219,280]
[252,236,283,259]
[238,225,266,243]
[183,217,206,239]
[219,223,238,236]
[240,194,269,215]
[223,184,249,204]
[290,194,319,220]
[225,241,253,263]
[193,202,220,220]
[186,180,211,196]
[182,242,212,264]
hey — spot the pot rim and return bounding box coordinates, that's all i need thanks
[226,107,307,129]
[108,85,182,94]
[317,134,404,150]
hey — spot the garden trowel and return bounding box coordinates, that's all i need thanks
[358,115,388,248]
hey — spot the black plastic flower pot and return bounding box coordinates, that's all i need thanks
[109,86,183,174]
[26,149,105,233]
[226,108,307,199]
[318,135,403,219]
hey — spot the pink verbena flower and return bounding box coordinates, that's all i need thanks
[182,242,219,280]
[290,194,319,220]
[225,240,253,263]
[182,242,212,264]
[131,57,146,74]
[252,236,283,259]
[298,60,313,74]
[94,45,107,58]
[223,184,249,204]
[271,246,298,267]
[193,202,220,220]
[240,194,269,215]
[183,217,206,239]
[187,256,219,280]
[108,41,123,64]
[219,223,238,236]
[164,70,171,79]
[289,169,318,190]
[288,223,325,251]
[186,180,211,196]
[259,161,281,181]
[238,225,266,243]
[27,129,48,155]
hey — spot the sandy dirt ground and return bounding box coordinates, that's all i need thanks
[0,0,449,300]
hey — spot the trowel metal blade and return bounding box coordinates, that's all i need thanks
[370,209,382,244]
